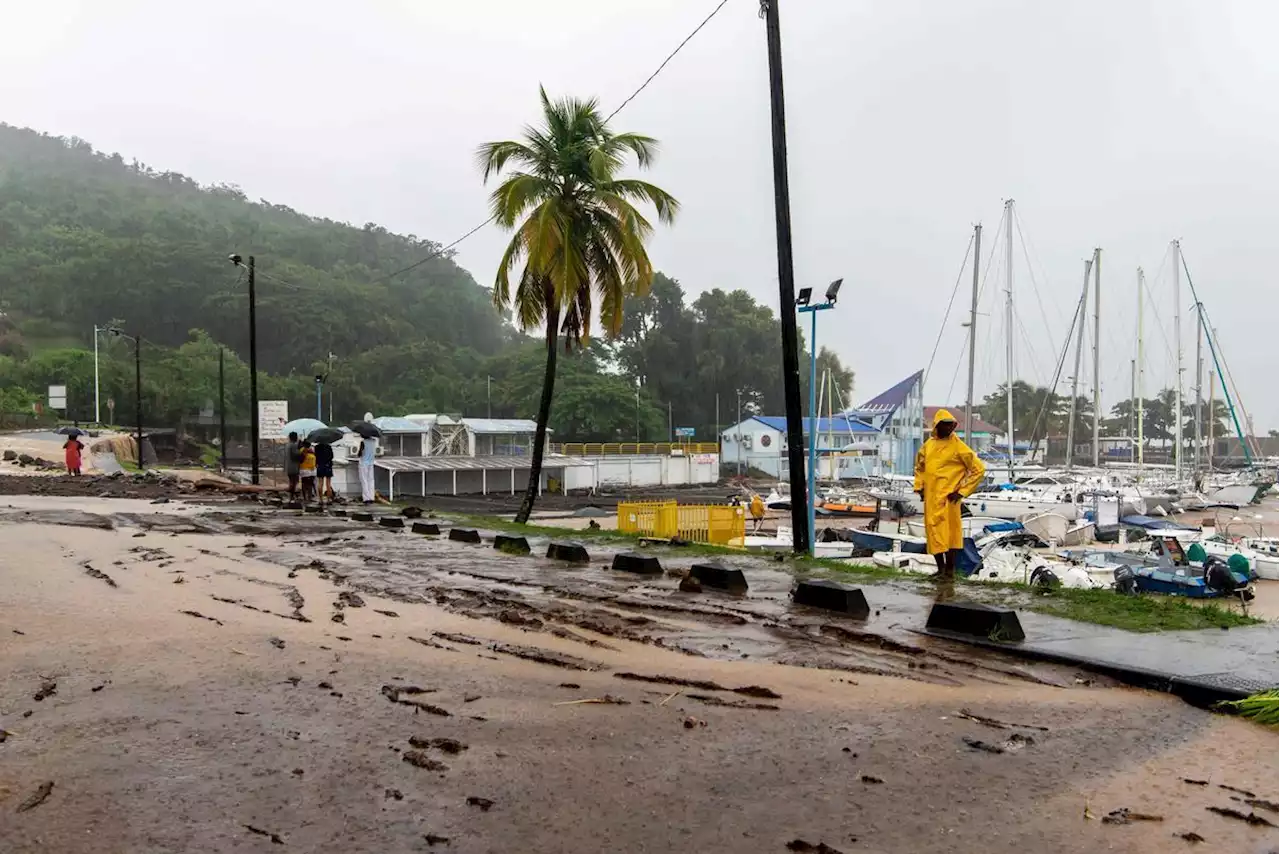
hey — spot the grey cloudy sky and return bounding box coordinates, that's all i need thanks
[4,0,1276,429]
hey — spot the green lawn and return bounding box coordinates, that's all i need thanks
[437,511,1264,633]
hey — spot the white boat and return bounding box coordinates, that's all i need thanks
[1020,512,1070,545]
[743,526,855,559]
[972,547,1104,589]
[1061,520,1096,547]
[903,515,1009,539]
[1205,483,1261,507]
[1198,536,1279,581]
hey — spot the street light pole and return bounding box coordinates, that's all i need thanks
[761,0,810,555]
[796,279,841,555]
[92,325,101,424]
[736,389,743,477]
[219,347,227,472]
[106,328,143,470]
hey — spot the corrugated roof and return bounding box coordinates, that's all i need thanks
[375,454,591,472]
[462,418,540,435]
[859,369,924,412]
[751,416,878,434]
[371,416,429,433]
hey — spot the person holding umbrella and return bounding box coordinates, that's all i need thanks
[350,416,381,505]
[58,427,85,476]
[307,427,343,506]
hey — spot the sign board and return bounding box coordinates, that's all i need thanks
[258,400,289,437]
[48,385,67,410]
[107,398,116,421]
[692,454,717,464]
[674,427,695,438]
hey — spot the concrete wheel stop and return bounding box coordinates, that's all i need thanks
[379,516,405,529]
[925,601,1025,642]
[494,534,532,555]
[448,528,482,544]
[412,521,441,535]
[689,560,748,594]
[547,541,590,563]
[791,579,869,617]
[611,552,663,574]
[351,511,374,522]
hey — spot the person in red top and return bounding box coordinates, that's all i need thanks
[63,437,85,476]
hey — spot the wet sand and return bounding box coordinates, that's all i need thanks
[1,497,1277,853]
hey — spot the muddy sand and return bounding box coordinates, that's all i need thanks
[1,496,1277,854]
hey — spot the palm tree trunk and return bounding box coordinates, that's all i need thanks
[514,294,560,524]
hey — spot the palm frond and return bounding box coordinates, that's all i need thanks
[489,172,557,228]
[476,140,539,183]
[602,179,680,224]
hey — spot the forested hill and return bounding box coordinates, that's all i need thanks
[0,123,508,373]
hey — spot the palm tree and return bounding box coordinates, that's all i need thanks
[478,88,678,523]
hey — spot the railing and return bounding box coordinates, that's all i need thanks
[553,442,719,457]
[617,500,744,545]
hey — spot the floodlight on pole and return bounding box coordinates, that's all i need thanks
[796,278,844,555]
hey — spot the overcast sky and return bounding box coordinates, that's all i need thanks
[4,0,1276,430]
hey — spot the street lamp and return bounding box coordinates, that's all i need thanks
[229,253,260,484]
[106,327,143,471]
[796,278,843,555]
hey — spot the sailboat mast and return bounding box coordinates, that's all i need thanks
[1129,359,1136,454]
[1092,248,1102,467]
[1065,257,1093,471]
[964,223,982,442]
[1193,301,1203,471]
[1207,352,1215,471]
[1172,240,1183,483]
[1004,199,1015,481]
[1136,267,1145,471]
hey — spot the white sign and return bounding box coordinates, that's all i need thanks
[258,400,289,437]
[692,453,718,464]
[48,385,67,410]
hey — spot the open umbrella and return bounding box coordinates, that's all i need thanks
[55,426,84,437]
[349,421,382,439]
[307,427,344,445]
[281,418,327,438]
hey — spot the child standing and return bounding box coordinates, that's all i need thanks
[298,440,317,502]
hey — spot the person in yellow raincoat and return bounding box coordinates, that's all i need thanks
[913,409,986,579]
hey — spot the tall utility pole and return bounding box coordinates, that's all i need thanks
[1136,267,1145,471]
[247,256,260,484]
[761,0,810,553]
[1193,301,1203,471]
[1091,248,1101,467]
[964,223,982,442]
[736,389,743,477]
[1004,199,1015,482]
[93,325,101,424]
[1172,240,1183,483]
[218,347,227,472]
[1066,257,1092,470]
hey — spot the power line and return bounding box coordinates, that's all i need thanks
[606,0,733,122]
[379,0,735,284]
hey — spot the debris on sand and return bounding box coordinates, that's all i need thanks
[179,610,223,626]
[787,840,845,854]
[1205,806,1277,827]
[408,636,457,652]
[683,716,706,729]
[487,640,599,672]
[558,683,581,690]
[687,693,778,711]
[330,612,345,624]
[16,781,54,813]
[432,631,484,646]
[613,672,781,699]
[961,736,1005,754]
[83,564,118,588]
[381,684,450,716]
[466,796,495,812]
[1174,831,1205,843]
[1242,798,1278,813]
[243,824,285,844]
[91,682,109,692]
[401,750,449,771]
[860,775,884,785]
[957,708,1049,731]
[1217,784,1257,797]
[384,788,404,800]
[1183,778,1209,786]
[33,678,57,701]
[409,736,468,754]
[336,591,365,608]
[268,637,286,649]
[1101,808,1164,825]
[423,832,451,846]
[373,609,400,618]
[553,695,630,706]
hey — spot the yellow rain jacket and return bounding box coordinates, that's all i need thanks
[913,409,986,555]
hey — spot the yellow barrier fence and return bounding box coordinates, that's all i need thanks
[617,500,745,545]
[553,442,719,457]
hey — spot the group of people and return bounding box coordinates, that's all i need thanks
[284,431,378,505]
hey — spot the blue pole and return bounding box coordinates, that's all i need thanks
[806,308,818,555]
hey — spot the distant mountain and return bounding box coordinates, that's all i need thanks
[0,123,508,373]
